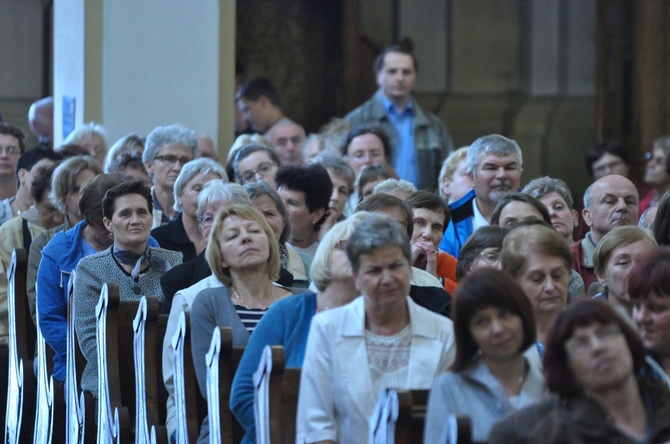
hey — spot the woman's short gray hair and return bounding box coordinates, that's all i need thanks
[173,158,227,212]
[62,122,107,148]
[103,133,144,172]
[196,181,252,220]
[310,152,356,195]
[244,180,291,244]
[346,213,411,272]
[49,155,103,212]
[143,123,197,165]
[522,176,575,209]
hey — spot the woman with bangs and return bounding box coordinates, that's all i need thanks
[424,268,544,443]
[230,213,366,443]
[528,300,670,443]
[189,204,298,443]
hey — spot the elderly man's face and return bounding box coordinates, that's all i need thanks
[471,153,521,205]
[583,175,639,239]
[267,123,304,166]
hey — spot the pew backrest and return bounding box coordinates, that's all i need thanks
[205,326,244,444]
[95,282,133,443]
[172,311,206,444]
[65,268,96,444]
[253,345,301,444]
[133,296,168,444]
[5,248,36,443]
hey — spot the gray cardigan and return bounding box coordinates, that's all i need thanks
[73,246,182,397]
[189,285,304,444]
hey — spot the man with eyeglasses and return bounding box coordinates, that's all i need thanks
[143,124,197,227]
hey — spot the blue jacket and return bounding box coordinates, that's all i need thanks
[230,293,317,444]
[37,220,158,381]
[439,189,476,258]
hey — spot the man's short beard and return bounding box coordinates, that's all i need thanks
[489,188,512,203]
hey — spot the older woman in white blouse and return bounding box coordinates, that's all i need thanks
[296,214,455,443]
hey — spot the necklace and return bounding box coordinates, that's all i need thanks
[231,286,276,309]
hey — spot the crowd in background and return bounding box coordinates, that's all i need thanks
[1,43,670,443]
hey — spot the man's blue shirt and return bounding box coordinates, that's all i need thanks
[381,95,418,187]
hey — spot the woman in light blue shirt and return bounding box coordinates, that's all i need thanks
[424,268,546,443]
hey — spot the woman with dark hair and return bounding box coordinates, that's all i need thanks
[341,125,392,179]
[230,143,281,188]
[456,225,509,280]
[528,300,670,443]
[74,180,182,397]
[424,268,544,443]
[357,163,399,202]
[630,247,670,380]
[275,164,332,255]
[37,174,129,382]
[490,192,552,227]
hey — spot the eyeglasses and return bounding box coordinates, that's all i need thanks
[240,161,276,183]
[477,249,501,265]
[645,152,666,167]
[0,145,21,156]
[564,324,622,356]
[198,213,215,228]
[155,155,192,165]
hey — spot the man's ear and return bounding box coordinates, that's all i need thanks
[582,208,593,228]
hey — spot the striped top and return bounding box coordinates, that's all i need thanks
[234,305,269,333]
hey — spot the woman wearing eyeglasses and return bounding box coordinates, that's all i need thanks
[642,136,670,213]
[150,158,226,262]
[527,300,670,443]
[142,124,197,226]
[455,225,509,281]
[231,143,281,188]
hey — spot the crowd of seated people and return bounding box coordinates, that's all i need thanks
[2,42,670,444]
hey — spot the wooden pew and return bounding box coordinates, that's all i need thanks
[133,296,169,444]
[253,345,301,444]
[369,388,475,444]
[172,311,207,444]
[204,326,245,444]
[95,282,137,443]
[65,269,96,444]
[4,248,37,442]
[33,317,64,443]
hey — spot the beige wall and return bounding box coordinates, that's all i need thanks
[52,0,234,154]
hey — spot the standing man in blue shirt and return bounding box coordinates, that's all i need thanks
[344,44,454,191]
